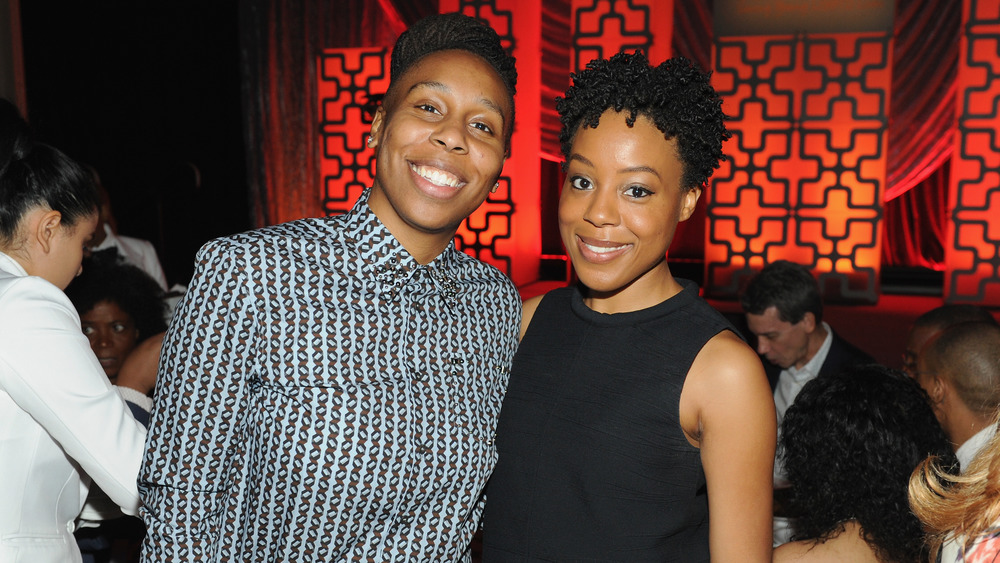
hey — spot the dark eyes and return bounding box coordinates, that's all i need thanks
[415,104,496,136]
[626,185,652,198]
[570,176,591,190]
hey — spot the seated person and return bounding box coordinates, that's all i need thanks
[65,253,166,403]
[910,413,1000,561]
[87,168,169,291]
[773,364,955,563]
[912,321,1000,471]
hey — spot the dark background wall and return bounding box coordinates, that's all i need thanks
[20,2,249,288]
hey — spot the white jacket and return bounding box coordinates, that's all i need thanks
[0,251,146,563]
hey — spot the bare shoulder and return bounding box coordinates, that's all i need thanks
[519,294,544,341]
[680,329,774,445]
[689,329,766,387]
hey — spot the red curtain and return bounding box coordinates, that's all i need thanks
[239,0,435,227]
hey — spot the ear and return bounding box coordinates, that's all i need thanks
[678,187,702,222]
[928,374,947,405]
[800,311,816,332]
[35,210,63,254]
[368,106,386,149]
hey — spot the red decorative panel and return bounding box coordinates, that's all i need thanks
[570,0,673,70]
[317,48,390,216]
[947,0,1000,305]
[706,33,891,303]
[440,0,543,285]
[317,1,542,283]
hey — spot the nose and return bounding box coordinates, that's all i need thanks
[583,186,619,227]
[93,327,113,349]
[431,117,468,154]
[756,339,769,356]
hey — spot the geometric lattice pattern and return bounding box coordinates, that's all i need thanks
[947,0,1000,305]
[571,0,673,71]
[317,48,389,216]
[706,33,891,303]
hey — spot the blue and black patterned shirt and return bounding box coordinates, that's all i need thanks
[139,189,521,562]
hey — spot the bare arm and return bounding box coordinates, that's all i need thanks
[680,331,776,562]
[115,331,165,396]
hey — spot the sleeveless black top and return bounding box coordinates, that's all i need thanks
[482,281,737,562]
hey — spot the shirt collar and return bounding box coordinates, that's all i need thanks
[341,188,464,300]
[0,250,28,277]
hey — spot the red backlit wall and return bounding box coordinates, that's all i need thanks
[706,33,891,303]
[570,0,672,72]
[947,0,1000,305]
[317,0,542,286]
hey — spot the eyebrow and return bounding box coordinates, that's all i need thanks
[408,81,507,128]
[566,154,662,179]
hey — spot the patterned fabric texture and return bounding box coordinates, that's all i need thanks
[139,189,521,562]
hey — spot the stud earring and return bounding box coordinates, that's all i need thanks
[491,181,499,194]
[367,136,376,148]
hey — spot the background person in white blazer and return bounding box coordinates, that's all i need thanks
[0,99,148,563]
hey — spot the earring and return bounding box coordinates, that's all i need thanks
[491,181,499,194]
[367,136,376,148]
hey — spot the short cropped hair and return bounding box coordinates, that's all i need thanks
[556,51,730,191]
[922,321,1000,417]
[781,364,955,563]
[740,260,822,325]
[388,12,517,150]
[913,304,998,332]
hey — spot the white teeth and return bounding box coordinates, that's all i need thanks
[583,242,627,254]
[410,164,463,188]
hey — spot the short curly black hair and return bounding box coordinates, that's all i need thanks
[388,12,517,150]
[780,364,956,563]
[65,252,168,341]
[556,51,730,191]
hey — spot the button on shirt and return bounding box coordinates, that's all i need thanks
[139,189,521,562]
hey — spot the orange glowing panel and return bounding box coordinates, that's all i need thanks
[705,33,891,303]
[946,0,1000,305]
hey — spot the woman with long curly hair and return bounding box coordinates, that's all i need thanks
[775,364,955,562]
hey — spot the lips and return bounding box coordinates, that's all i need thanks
[575,235,631,263]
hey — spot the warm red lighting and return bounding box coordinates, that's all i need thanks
[706,33,891,303]
[946,0,1000,304]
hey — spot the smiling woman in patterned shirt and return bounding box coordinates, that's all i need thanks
[138,12,521,562]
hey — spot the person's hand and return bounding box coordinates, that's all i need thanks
[115,332,164,396]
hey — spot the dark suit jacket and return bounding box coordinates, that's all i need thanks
[764,329,876,391]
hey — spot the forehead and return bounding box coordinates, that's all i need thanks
[571,112,677,163]
[82,300,130,320]
[746,306,793,334]
[390,49,512,116]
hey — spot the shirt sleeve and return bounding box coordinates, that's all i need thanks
[138,239,255,561]
[0,276,146,515]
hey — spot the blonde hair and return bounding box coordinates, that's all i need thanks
[908,414,1000,559]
